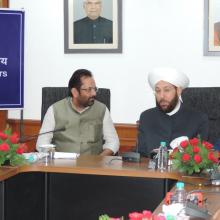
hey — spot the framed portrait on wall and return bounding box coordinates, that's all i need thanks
[204,0,220,55]
[0,0,9,7]
[64,0,122,53]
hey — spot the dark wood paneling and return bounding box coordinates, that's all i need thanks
[0,181,3,220]
[5,173,45,220]
[48,173,165,219]
[7,120,138,153]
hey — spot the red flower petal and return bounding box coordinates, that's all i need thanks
[202,141,213,149]
[194,154,202,164]
[182,153,190,162]
[0,132,8,140]
[10,134,19,144]
[189,138,199,146]
[193,146,200,153]
[0,143,10,152]
[128,212,143,220]
[180,140,188,148]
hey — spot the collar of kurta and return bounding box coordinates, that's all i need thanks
[69,97,90,114]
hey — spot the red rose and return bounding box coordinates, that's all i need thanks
[208,152,218,163]
[0,143,10,152]
[180,140,188,148]
[16,146,24,154]
[142,210,152,218]
[193,146,200,153]
[202,141,213,150]
[189,138,199,146]
[0,132,8,140]
[16,144,27,154]
[182,153,190,162]
[10,134,19,144]
[128,212,143,220]
[194,154,202,164]
[20,143,28,151]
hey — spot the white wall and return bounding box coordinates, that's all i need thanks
[8,0,220,123]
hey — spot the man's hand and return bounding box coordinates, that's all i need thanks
[100,148,114,156]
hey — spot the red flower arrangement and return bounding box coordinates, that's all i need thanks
[0,126,27,166]
[99,210,165,220]
[170,137,219,175]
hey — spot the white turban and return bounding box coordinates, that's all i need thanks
[148,67,189,90]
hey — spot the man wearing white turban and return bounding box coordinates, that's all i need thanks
[137,67,209,156]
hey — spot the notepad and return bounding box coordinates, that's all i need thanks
[53,152,80,159]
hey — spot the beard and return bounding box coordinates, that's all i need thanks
[87,97,95,106]
[156,93,179,113]
[79,96,95,108]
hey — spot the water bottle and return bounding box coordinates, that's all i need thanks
[172,182,187,205]
[157,141,168,171]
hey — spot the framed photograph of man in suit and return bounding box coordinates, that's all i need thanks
[204,0,220,55]
[64,0,122,53]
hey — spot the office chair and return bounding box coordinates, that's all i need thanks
[182,87,220,144]
[41,87,110,123]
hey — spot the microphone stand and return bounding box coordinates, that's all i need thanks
[19,109,24,142]
[19,127,65,143]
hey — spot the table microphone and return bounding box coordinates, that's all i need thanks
[121,133,140,163]
[19,127,66,143]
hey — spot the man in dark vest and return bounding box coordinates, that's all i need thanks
[74,0,113,44]
[36,69,119,155]
[137,67,209,157]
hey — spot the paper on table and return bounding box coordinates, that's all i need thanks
[53,152,80,159]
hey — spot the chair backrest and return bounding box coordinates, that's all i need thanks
[41,87,110,123]
[182,87,220,144]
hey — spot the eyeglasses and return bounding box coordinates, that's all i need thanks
[80,87,98,93]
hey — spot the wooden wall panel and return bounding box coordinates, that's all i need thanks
[7,120,138,153]
[7,119,40,152]
[114,123,137,152]
[0,111,8,130]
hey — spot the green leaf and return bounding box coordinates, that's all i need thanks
[99,214,110,220]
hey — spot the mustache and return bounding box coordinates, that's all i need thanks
[159,100,169,104]
[89,96,96,100]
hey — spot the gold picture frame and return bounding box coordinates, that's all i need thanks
[0,0,9,7]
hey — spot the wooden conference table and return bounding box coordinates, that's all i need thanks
[0,155,219,220]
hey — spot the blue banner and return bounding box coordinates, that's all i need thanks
[0,10,24,108]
